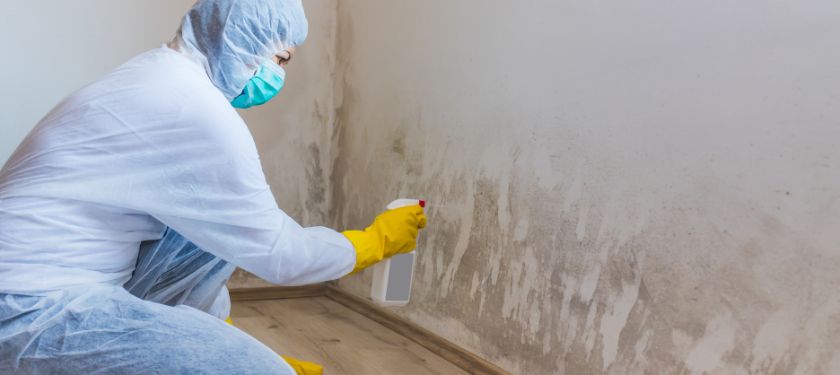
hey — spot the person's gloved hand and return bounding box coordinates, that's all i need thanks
[342,205,427,273]
[224,317,324,375]
[281,356,324,375]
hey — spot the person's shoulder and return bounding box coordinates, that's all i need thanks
[118,49,248,133]
[126,48,224,104]
[85,48,256,155]
[171,84,257,158]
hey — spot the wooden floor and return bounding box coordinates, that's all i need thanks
[231,297,470,375]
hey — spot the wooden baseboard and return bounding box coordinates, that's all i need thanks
[229,284,327,301]
[324,285,510,375]
[230,283,509,375]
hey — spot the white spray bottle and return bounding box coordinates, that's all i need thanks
[370,198,425,306]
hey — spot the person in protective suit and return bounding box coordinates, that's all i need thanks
[0,0,425,373]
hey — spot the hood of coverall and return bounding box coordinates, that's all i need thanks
[170,0,308,101]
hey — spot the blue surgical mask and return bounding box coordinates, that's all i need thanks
[231,61,286,109]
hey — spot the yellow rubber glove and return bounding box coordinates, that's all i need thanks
[224,317,324,375]
[342,205,427,273]
[281,356,324,375]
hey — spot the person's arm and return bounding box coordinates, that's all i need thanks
[132,84,425,285]
[156,198,428,285]
[156,212,356,285]
[141,97,357,285]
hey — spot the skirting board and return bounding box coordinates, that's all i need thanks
[229,284,510,375]
[229,283,327,301]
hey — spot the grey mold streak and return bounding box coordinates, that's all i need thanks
[305,142,327,220]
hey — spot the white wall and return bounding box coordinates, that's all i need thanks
[330,0,840,373]
[0,1,195,163]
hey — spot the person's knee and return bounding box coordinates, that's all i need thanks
[140,324,294,374]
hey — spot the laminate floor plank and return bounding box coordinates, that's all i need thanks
[231,297,470,375]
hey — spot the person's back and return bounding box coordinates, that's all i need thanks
[0,47,232,292]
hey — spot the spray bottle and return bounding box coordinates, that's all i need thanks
[370,198,425,306]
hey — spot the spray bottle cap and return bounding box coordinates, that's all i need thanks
[387,198,426,210]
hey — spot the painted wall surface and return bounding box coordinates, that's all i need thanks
[329,0,840,374]
[0,1,338,289]
[0,1,195,163]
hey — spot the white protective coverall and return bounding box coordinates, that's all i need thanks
[0,0,354,373]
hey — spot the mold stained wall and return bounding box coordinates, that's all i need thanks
[229,0,340,288]
[328,0,840,374]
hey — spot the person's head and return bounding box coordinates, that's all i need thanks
[171,0,307,108]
